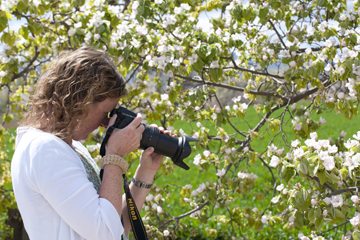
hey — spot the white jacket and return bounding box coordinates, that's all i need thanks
[11,127,124,240]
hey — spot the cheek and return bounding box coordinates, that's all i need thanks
[93,115,107,130]
[100,116,110,127]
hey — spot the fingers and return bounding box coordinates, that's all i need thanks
[107,114,117,128]
[128,114,142,129]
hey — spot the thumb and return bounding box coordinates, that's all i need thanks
[144,147,154,155]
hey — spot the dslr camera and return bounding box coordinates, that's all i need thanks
[100,107,194,170]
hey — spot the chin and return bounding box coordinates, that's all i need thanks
[73,135,87,141]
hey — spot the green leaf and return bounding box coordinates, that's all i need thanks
[331,208,346,224]
[209,68,222,82]
[293,189,310,211]
[259,8,268,24]
[317,171,327,185]
[308,208,321,224]
[298,160,309,175]
[1,32,16,46]
[281,166,295,182]
[353,230,360,240]
[0,11,9,32]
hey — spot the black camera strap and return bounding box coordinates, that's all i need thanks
[100,126,149,240]
[122,174,149,240]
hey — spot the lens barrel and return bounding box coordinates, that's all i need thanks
[112,107,192,170]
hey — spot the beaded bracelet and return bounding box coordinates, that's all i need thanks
[101,154,129,173]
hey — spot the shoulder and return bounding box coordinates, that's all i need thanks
[12,127,83,191]
[16,127,71,154]
[15,127,80,169]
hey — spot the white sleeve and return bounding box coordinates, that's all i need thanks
[30,138,124,240]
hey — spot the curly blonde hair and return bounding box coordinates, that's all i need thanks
[23,47,127,140]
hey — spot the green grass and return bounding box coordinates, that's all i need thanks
[154,105,360,219]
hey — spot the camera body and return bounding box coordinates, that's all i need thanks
[100,107,192,170]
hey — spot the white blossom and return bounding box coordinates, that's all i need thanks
[210,61,219,68]
[324,63,332,72]
[161,94,169,101]
[146,194,154,202]
[163,230,170,236]
[203,150,211,157]
[350,213,360,226]
[321,154,335,171]
[331,195,343,208]
[271,195,280,204]
[269,155,280,168]
[237,172,258,180]
[261,215,268,224]
[289,61,296,68]
[353,131,360,141]
[328,145,338,154]
[94,34,100,40]
[192,183,206,196]
[68,28,76,36]
[310,132,318,139]
[163,15,177,27]
[344,152,360,171]
[136,25,148,35]
[0,71,7,78]
[157,206,163,214]
[351,195,360,204]
[323,209,328,217]
[276,184,284,192]
[216,168,226,177]
[193,154,201,166]
[211,113,217,121]
[291,140,301,148]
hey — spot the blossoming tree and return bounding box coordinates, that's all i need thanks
[0,0,359,239]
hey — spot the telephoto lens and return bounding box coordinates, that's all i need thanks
[101,107,194,170]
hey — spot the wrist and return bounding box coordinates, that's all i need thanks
[105,147,125,157]
[101,154,128,173]
[131,178,153,189]
[134,165,156,183]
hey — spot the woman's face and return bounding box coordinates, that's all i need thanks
[72,97,120,141]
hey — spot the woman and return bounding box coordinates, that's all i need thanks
[11,47,162,239]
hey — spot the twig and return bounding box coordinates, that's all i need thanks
[159,201,209,229]
[229,57,285,80]
[174,74,287,101]
[11,47,40,81]
[329,187,360,197]
[268,20,288,50]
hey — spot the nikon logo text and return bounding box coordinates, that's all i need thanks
[128,198,138,221]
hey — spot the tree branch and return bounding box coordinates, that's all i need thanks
[268,20,288,50]
[329,187,360,197]
[11,47,40,81]
[159,201,209,229]
[228,57,285,80]
[122,0,131,12]
[174,74,288,101]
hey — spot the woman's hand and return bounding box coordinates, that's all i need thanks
[105,114,145,157]
[135,126,172,182]
[139,147,164,173]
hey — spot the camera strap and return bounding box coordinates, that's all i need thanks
[100,117,148,239]
[122,174,149,240]
[99,170,149,240]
